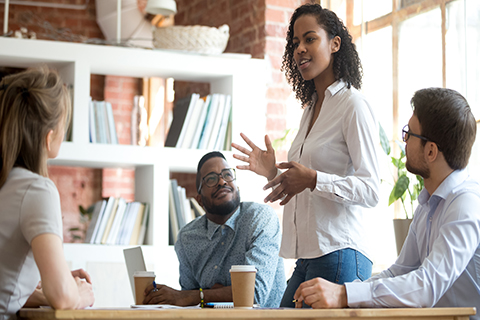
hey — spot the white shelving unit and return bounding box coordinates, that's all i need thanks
[0,37,268,307]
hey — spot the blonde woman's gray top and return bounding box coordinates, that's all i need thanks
[0,168,63,319]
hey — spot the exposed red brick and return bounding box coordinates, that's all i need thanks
[267,102,287,115]
[266,116,287,131]
[266,7,288,23]
[267,87,291,100]
[266,24,288,38]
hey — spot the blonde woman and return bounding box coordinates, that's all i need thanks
[0,67,94,319]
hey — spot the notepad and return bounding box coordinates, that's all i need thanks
[204,302,260,308]
[204,302,234,308]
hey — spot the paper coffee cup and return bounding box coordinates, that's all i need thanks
[133,271,155,305]
[229,265,257,308]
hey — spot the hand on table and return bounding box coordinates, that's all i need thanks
[71,268,92,284]
[263,161,317,205]
[75,276,95,308]
[143,284,193,306]
[293,277,347,309]
[232,133,277,180]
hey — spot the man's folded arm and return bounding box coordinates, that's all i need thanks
[346,195,480,308]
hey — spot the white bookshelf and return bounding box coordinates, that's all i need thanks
[0,37,267,307]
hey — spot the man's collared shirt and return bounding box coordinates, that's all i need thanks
[346,170,480,319]
[174,202,286,308]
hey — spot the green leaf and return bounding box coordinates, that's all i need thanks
[388,188,396,206]
[391,157,405,170]
[388,175,409,205]
[379,123,391,155]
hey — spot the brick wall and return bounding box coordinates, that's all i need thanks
[0,0,102,40]
[48,166,102,243]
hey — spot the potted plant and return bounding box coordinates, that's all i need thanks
[379,124,424,255]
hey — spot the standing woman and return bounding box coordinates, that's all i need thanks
[0,67,94,319]
[232,3,380,307]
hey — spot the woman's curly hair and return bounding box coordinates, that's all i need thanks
[281,3,363,107]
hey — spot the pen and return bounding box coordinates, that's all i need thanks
[152,281,158,292]
[292,299,298,303]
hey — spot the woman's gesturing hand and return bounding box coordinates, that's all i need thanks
[232,133,277,180]
[263,161,317,205]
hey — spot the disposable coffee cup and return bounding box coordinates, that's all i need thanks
[133,271,155,305]
[229,265,257,308]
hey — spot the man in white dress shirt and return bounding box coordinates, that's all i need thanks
[293,87,480,318]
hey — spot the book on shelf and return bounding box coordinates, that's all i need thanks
[170,179,186,230]
[169,181,205,245]
[223,107,233,151]
[115,202,133,245]
[92,196,115,244]
[105,198,127,245]
[84,197,149,245]
[128,202,145,245]
[85,200,106,243]
[206,94,226,150]
[120,202,141,245]
[168,181,179,245]
[190,95,211,149]
[190,197,205,218]
[137,203,149,245]
[176,93,200,148]
[163,93,232,150]
[177,186,193,226]
[214,95,232,150]
[165,94,198,147]
[89,99,119,144]
[198,94,220,149]
[180,97,205,149]
[105,102,118,144]
[88,98,97,144]
[93,101,104,143]
[100,197,120,244]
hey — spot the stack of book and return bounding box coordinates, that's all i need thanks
[165,93,232,150]
[88,98,119,144]
[169,179,205,245]
[84,197,149,245]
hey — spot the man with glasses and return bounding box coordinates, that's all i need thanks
[291,88,480,316]
[143,151,285,307]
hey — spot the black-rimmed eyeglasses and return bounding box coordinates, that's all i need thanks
[402,125,441,150]
[198,168,236,193]
[402,125,429,143]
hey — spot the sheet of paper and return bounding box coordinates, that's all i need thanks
[131,304,201,309]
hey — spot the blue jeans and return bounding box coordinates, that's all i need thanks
[280,248,372,308]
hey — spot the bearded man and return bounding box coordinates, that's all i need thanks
[293,88,480,319]
[143,151,285,308]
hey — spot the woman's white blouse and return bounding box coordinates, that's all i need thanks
[279,80,380,260]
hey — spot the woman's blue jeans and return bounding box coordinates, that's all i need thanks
[280,248,372,308]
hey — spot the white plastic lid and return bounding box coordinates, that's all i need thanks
[229,265,257,272]
[133,271,155,277]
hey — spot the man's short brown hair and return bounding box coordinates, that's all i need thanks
[412,87,476,170]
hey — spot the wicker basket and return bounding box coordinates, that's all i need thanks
[153,24,229,54]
